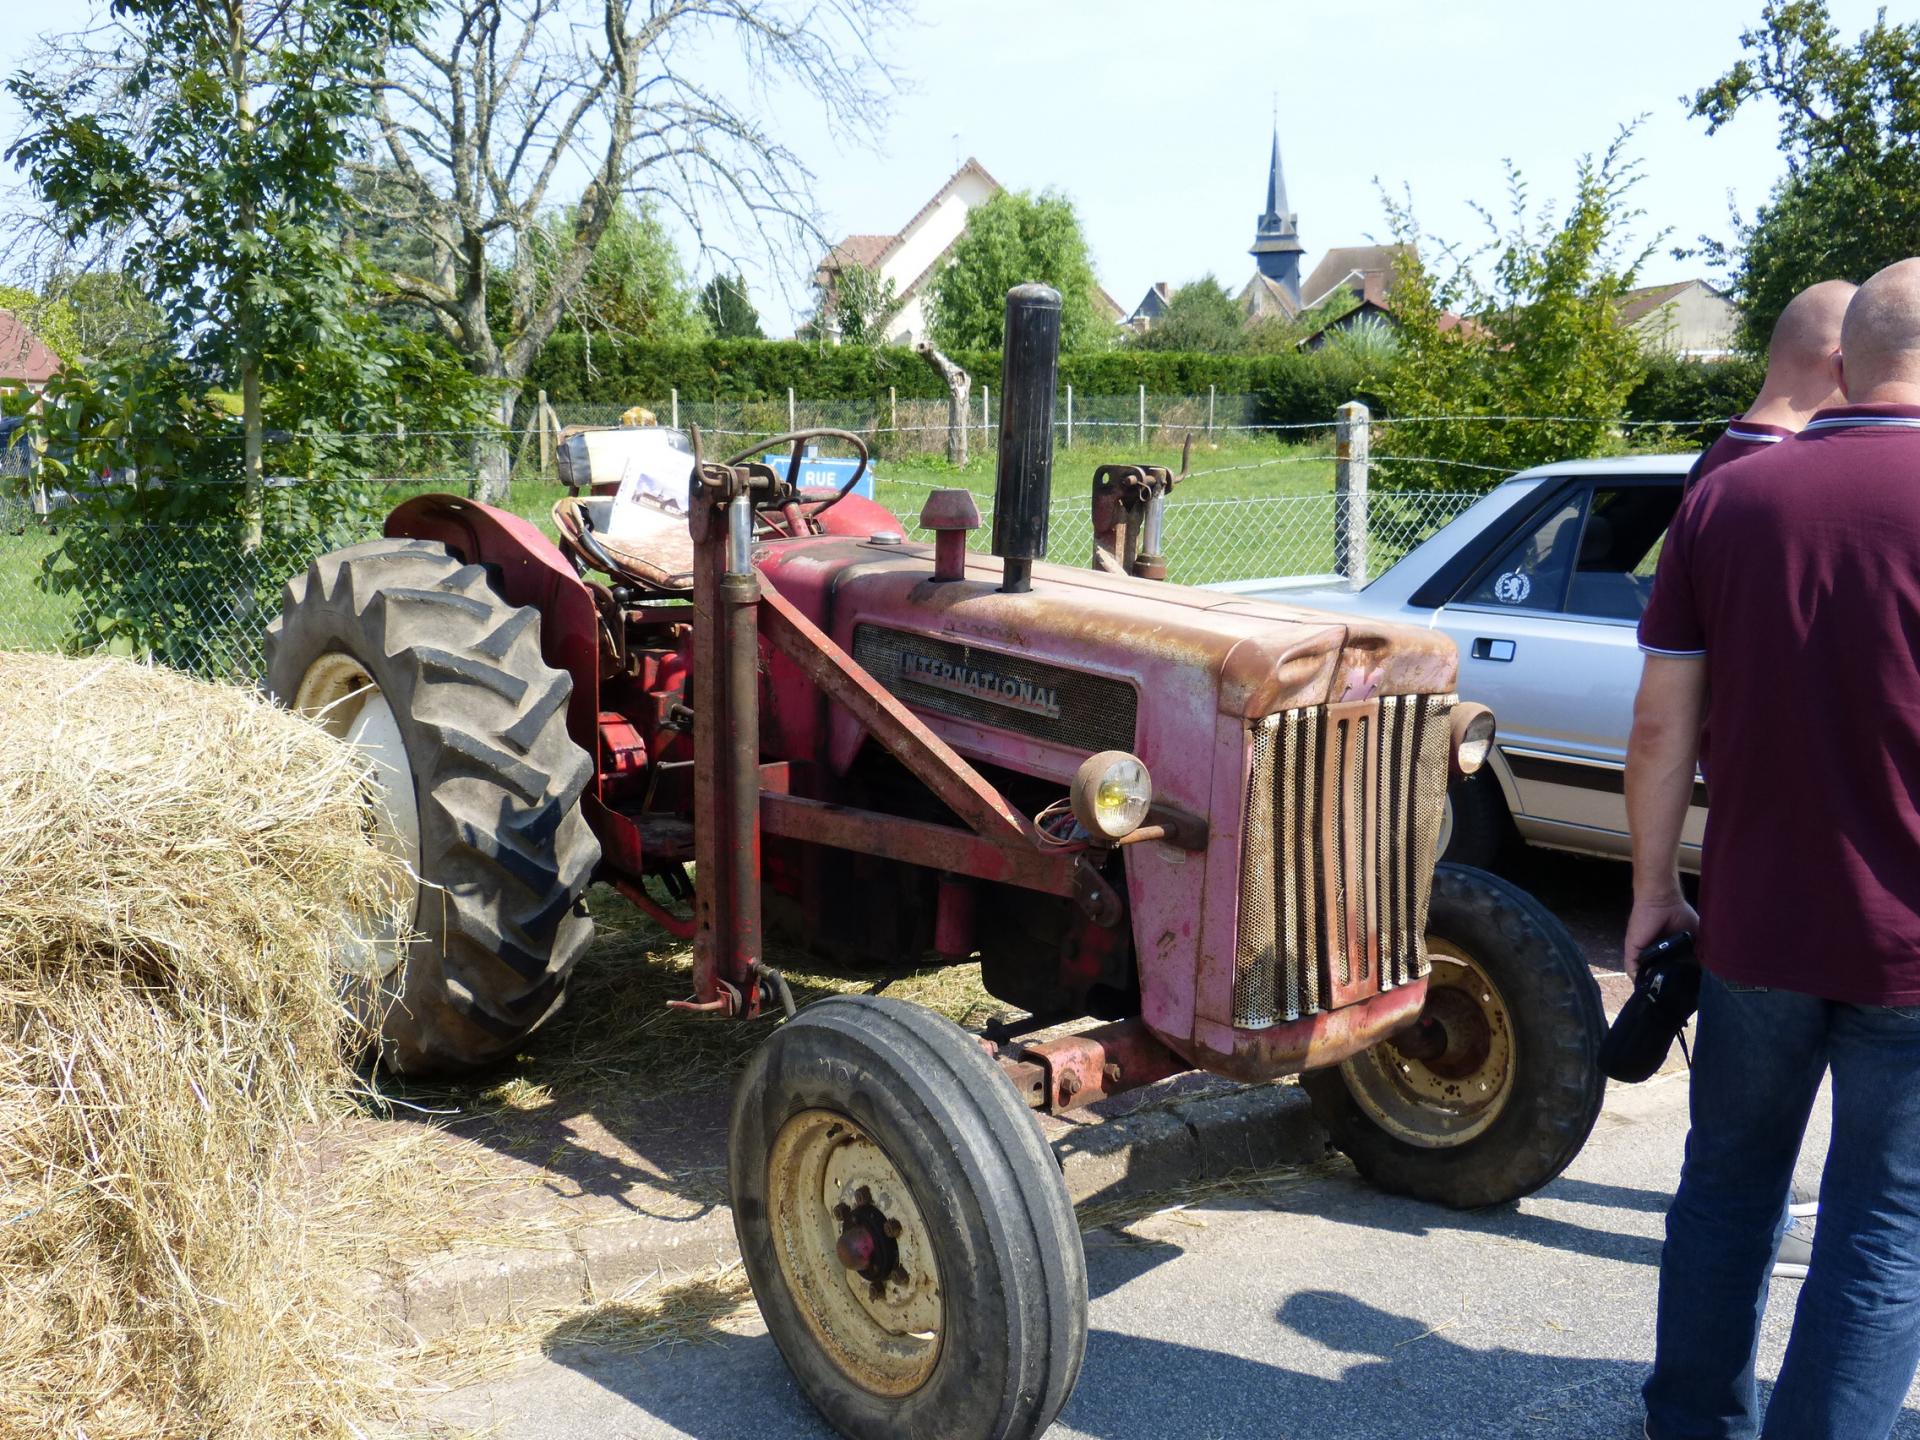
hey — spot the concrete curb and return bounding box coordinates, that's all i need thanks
[377,1079,1326,1341]
[376,963,1647,1342]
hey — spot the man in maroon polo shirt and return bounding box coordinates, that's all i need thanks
[1686,278,1855,493]
[1629,258,1920,1440]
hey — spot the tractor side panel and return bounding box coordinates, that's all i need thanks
[386,495,602,759]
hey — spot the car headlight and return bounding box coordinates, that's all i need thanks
[1449,703,1495,778]
[1072,750,1154,841]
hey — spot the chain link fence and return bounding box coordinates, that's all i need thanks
[0,485,1480,681]
[2,396,1706,678]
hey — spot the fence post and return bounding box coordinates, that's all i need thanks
[1138,384,1146,445]
[537,389,551,476]
[1207,385,1216,438]
[1334,400,1371,587]
[889,386,897,436]
[670,387,679,430]
[982,385,990,449]
[1065,384,1073,447]
[788,386,797,432]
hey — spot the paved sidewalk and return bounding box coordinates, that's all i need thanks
[429,1068,1920,1440]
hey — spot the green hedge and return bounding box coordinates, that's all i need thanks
[1624,352,1765,426]
[527,335,1320,407]
[528,334,1758,431]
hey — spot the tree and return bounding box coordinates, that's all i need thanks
[701,273,764,339]
[357,0,905,501]
[829,263,900,346]
[1379,130,1653,487]
[928,190,1108,353]
[1688,1,1920,349]
[7,0,425,545]
[537,199,706,343]
[1128,275,1245,353]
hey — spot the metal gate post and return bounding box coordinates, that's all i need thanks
[1334,400,1371,588]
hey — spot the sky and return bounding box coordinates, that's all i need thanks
[0,0,1899,336]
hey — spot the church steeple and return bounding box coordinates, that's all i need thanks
[1249,125,1303,305]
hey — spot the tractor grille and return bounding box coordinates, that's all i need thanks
[852,624,1137,753]
[1232,693,1454,1028]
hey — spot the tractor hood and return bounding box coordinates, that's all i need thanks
[755,534,1458,803]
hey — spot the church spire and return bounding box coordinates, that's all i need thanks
[1249,123,1304,305]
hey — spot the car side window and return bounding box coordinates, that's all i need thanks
[1565,485,1684,622]
[1459,491,1589,613]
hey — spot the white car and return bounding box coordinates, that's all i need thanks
[1232,454,1702,871]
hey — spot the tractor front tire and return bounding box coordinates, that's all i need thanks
[731,996,1086,1440]
[1300,863,1605,1208]
[266,537,598,1075]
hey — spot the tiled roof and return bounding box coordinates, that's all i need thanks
[1615,279,1716,327]
[1237,272,1302,321]
[0,310,61,385]
[1299,245,1414,310]
[816,157,1004,283]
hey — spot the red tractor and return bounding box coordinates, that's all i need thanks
[269,286,1605,1440]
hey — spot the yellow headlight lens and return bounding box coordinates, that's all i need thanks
[1073,751,1153,840]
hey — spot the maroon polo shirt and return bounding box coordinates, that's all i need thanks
[1684,415,1795,494]
[1639,403,1920,1005]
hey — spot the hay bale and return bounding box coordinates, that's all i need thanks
[0,652,409,1438]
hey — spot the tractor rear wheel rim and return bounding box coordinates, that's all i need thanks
[767,1108,943,1397]
[1341,940,1516,1149]
[294,652,422,980]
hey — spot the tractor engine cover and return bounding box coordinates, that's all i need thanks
[752,534,1461,1082]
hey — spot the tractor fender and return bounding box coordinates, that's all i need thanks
[385,494,601,757]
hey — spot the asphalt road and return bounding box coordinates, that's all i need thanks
[430,1056,1920,1439]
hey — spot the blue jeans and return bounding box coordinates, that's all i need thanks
[1644,971,1920,1439]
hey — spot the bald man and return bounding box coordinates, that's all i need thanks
[1686,278,1856,493]
[1631,258,1920,1440]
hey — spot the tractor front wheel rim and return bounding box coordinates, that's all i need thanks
[1341,941,1516,1149]
[767,1109,943,1397]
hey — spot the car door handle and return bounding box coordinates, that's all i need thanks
[1471,638,1517,662]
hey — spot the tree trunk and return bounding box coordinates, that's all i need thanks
[470,387,519,503]
[241,357,263,549]
[916,342,971,468]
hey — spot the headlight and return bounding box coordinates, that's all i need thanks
[1449,703,1495,777]
[1072,750,1153,841]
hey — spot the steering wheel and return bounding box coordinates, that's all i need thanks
[721,428,871,520]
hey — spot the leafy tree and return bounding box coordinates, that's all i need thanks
[357,0,905,501]
[7,0,430,546]
[538,200,706,343]
[830,263,901,346]
[0,284,79,362]
[1379,130,1652,488]
[1688,1,1920,350]
[701,273,764,339]
[1129,275,1245,353]
[928,190,1109,352]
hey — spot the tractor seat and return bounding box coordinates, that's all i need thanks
[553,493,696,593]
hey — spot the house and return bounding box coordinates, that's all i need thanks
[815,158,1124,346]
[0,310,61,393]
[1615,279,1739,358]
[1127,282,1173,330]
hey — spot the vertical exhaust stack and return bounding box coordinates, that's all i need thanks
[992,283,1062,594]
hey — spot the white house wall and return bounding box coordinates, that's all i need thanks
[878,169,999,346]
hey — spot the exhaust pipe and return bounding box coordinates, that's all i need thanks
[992,283,1061,594]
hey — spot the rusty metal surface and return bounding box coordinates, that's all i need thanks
[760,792,1081,896]
[1012,1019,1192,1112]
[1180,979,1431,1083]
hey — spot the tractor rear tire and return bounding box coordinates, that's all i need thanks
[1299,863,1605,1209]
[265,537,598,1075]
[730,996,1086,1440]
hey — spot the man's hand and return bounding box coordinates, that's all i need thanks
[1624,653,1707,977]
[1624,892,1700,977]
